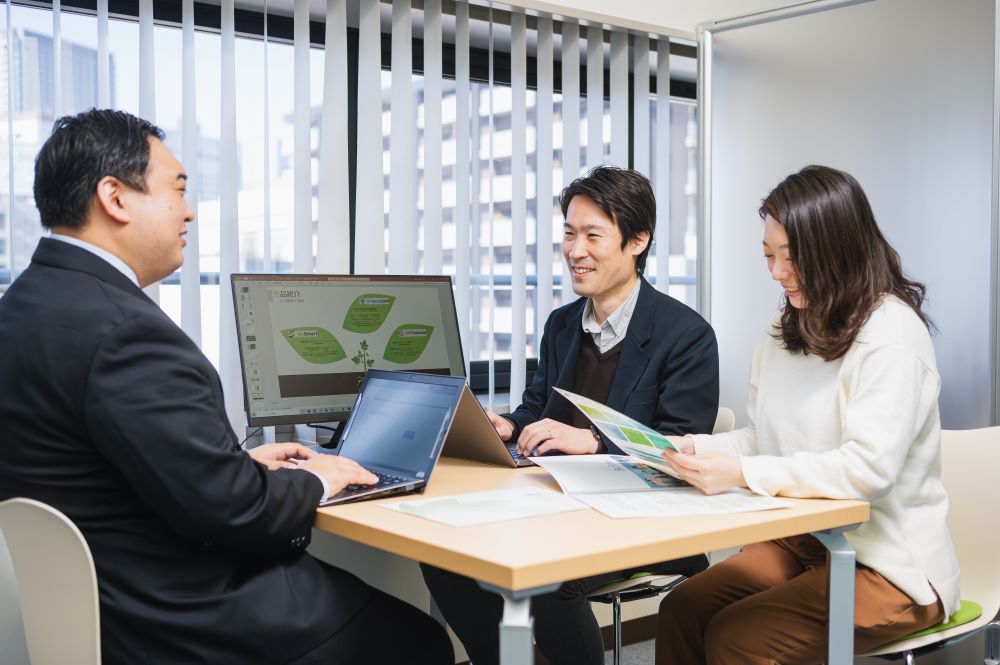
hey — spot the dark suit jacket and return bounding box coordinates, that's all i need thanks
[506,276,720,451]
[0,239,370,664]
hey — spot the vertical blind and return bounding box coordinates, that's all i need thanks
[317,0,350,274]
[180,0,201,346]
[96,0,109,106]
[4,0,14,271]
[485,6,496,408]
[139,0,158,303]
[219,0,242,431]
[453,0,471,374]
[422,0,443,275]
[293,0,312,274]
[609,30,627,167]
[560,17,580,308]
[51,0,61,117]
[354,0,383,275]
[534,15,553,365]
[585,23,603,170]
[655,38,672,293]
[260,0,273,273]
[10,0,689,432]
[389,0,415,274]
[509,8,526,409]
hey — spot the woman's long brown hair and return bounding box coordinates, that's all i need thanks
[760,165,930,361]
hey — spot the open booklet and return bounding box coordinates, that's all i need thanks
[531,391,790,516]
[553,387,681,473]
[529,454,687,493]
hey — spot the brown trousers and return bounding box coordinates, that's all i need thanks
[655,535,944,665]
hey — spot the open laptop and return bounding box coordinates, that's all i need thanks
[319,370,465,505]
[442,384,535,468]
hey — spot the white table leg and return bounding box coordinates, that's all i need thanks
[499,596,533,665]
[814,527,859,665]
[478,581,560,665]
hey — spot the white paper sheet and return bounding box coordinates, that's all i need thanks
[383,487,588,527]
[577,489,790,519]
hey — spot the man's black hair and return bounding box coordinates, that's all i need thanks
[559,165,656,274]
[33,108,165,230]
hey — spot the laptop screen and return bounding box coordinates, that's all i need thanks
[338,370,465,478]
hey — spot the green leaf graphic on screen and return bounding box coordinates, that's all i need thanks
[383,325,434,364]
[343,294,396,333]
[281,327,347,364]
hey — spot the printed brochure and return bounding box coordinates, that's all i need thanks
[554,387,681,473]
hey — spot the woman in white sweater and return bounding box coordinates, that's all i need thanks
[655,165,959,665]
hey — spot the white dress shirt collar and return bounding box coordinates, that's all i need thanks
[49,233,140,288]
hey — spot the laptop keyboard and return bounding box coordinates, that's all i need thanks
[507,444,526,461]
[344,471,406,493]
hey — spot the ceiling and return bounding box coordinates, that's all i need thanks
[222,0,795,37]
[205,0,800,82]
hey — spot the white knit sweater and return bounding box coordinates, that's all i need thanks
[694,296,960,616]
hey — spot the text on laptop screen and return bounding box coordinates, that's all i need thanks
[339,375,461,477]
[231,274,465,426]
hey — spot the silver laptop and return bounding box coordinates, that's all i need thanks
[442,385,535,468]
[319,370,464,505]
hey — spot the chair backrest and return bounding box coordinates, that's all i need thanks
[941,427,1000,619]
[0,498,101,665]
[712,407,736,434]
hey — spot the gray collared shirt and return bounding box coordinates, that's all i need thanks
[581,277,641,354]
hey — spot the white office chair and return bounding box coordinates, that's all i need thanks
[587,406,737,665]
[712,406,735,437]
[0,497,101,665]
[860,427,1000,664]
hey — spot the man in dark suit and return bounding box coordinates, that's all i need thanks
[0,109,453,665]
[422,166,720,665]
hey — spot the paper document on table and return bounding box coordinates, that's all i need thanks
[382,487,587,527]
[554,388,680,472]
[577,489,790,519]
[529,455,688,493]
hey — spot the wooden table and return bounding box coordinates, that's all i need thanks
[315,458,869,665]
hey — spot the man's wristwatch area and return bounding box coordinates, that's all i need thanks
[500,414,521,441]
[589,424,606,453]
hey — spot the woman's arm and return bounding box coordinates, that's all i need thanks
[741,344,939,499]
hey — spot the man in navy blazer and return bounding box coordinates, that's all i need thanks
[422,166,720,665]
[499,274,719,451]
[0,110,452,665]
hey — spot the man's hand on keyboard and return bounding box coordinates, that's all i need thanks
[487,410,514,441]
[297,455,379,495]
[247,442,316,470]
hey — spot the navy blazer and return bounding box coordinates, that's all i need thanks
[505,276,720,451]
[0,239,370,664]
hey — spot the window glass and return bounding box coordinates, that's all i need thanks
[388,69,698,363]
[648,97,698,308]
[1,5,699,372]
[157,33,326,368]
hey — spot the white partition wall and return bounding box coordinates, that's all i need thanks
[700,0,997,429]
